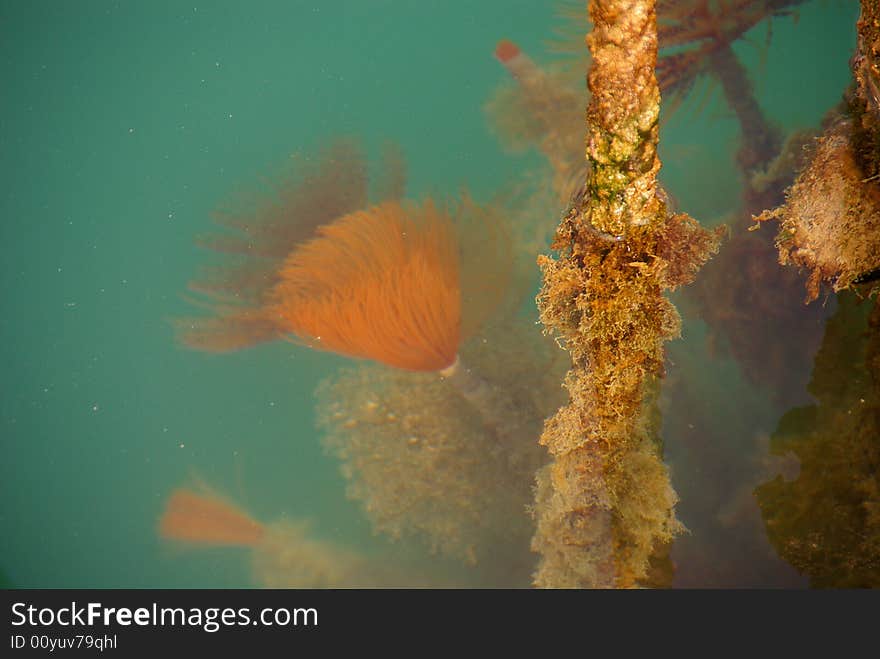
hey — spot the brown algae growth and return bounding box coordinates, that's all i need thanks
[532,0,720,588]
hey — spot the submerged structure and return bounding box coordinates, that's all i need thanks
[531,0,719,588]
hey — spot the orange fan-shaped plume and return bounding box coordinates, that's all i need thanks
[176,139,395,353]
[177,139,511,371]
[159,488,265,548]
[267,199,462,372]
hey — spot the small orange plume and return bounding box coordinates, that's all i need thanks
[159,488,265,548]
[495,39,521,63]
[267,199,462,372]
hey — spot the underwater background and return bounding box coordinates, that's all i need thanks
[0,0,864,588]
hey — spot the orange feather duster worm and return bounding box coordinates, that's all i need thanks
[176,140,403,352]
[158,488,265,548]
[267,199,461,371]
[178,141,510,372]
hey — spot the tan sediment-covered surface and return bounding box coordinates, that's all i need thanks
[759,116,880,302]
[756,0,880,302]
